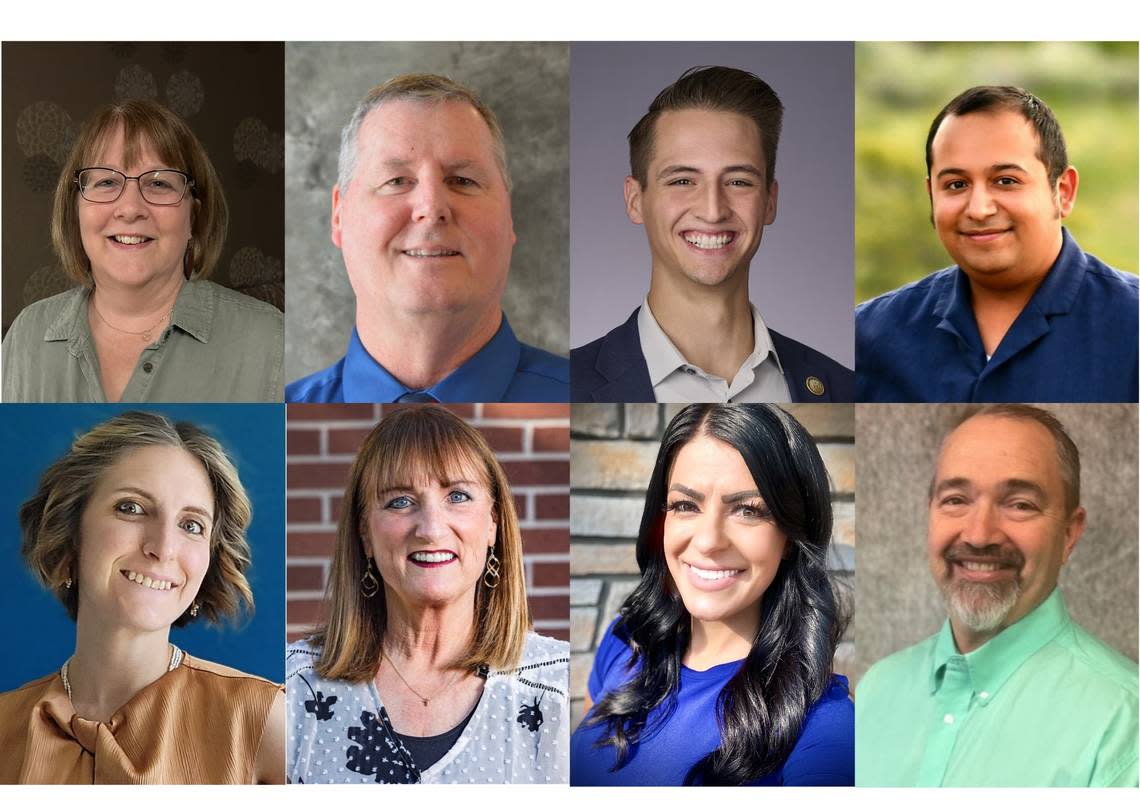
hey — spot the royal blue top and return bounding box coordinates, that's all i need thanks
[855,229,1138,402]
[285,316,569,402]
[570,619,854,786]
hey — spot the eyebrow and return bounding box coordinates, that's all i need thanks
[935,162,1029,180]
[656,164,764,180]
[668,485,763,504]
[378,478,480,494]
[932,477,1047,500]
[379,158,487,174]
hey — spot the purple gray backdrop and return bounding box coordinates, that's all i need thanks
[570,42,854,368]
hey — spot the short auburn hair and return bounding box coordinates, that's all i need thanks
[51,99,229,285]
[20,410,253,626]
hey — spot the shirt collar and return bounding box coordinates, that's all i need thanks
[42,280,215,346]
[929,586,1070,703]
[342,314,522,403]
[637,298,783,385]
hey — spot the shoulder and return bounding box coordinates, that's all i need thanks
[198,281,283,332]
[780,675,854,785]
[1052,621,1140,700]
[285,638,323,679]
[4,287,83,342]
[1076,251,1139,301]
[857,634,936,702]
[181,654,281,695]
[856,268,956,332]
[510,342,570,400]
[492,632,571,697]
[570,311,650,401]
[285,358,345,402]
[0,671,57,710]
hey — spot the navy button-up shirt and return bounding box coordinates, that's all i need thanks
[286,316,568,402]
[856,230,1138,402]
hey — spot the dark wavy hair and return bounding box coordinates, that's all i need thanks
[584,404,844,785]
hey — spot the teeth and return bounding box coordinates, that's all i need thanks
[684,233,731,250]
[124,571,172,590]
[404,249,459,257]
[411,551,456,564]
[112,235,149,245]
[961,561,1001,572]
[688,563,741,581]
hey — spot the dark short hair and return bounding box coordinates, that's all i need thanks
[931,404,1081,514]
[52,100,229,285]
[628,66,784,188]
[925,86,1069,186]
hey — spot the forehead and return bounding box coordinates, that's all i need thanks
[86,122,174,171]
[357,99,499,170]
[669,434,752,483]
[94,444,213,500]
[935,416,1062,493]
[930,109,1044,174]
[367,440,490,497]
[648,108,764,175]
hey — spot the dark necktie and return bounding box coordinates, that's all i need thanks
[395,390,438,402]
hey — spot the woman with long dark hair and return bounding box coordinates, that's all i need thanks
[570,404,853,785]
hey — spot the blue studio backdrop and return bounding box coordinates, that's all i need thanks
[0,404,285,690]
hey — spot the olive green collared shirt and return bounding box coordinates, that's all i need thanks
[856,588,1138,787]
[2,280,283,402]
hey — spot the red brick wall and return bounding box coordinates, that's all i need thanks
[286,403,570,643]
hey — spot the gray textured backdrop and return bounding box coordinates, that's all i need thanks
[570,42,854,368]
[854,404,1138,690]
[284,42,569,383]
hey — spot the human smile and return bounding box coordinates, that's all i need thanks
[120,569,178,590]
[958,227,1011,243]
[683,560,743,591]
[408,550,458,567]
[682,230,736,251]
[401,247,461,258]
[109,234,155,246]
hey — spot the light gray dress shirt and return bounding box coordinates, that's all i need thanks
[2,280,283,402]
[637,298,791,403]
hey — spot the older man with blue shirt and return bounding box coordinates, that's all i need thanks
[856,86,1138,403]
[286,74,568,403]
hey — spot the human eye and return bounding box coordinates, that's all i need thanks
[146,174,176,191]
[726,177,755,187]
[665,499,699,514]
[943,179,968,191]
[446,489,472,504]
[735,500,772,520]
[384,495,414,510]
[180,517,207,537]
[995,176,1021,187]
[115,500,145,516]
[666,177,695,186]
[447,175,480,188]
[1005,499,1041,515]
[938,493,969,509]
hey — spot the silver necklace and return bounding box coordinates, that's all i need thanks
[90,295,175,342]
[60,645,183,702]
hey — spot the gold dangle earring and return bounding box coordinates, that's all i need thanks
[361,555,380,599]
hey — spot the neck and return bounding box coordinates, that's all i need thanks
[647,273,754,380]
[90,271,185,326]
[67,612,173,722]
[684,610,759,671]
[948,618,1001,655]
[382,590,477,670]
[356,305,501,391]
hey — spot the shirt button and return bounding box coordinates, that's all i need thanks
[684,367,696,374]
[142,362,154,374]
[943,713,955,724]
[978,691,990,700]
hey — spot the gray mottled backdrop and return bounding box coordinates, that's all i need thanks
[854,404,1138,691]
[569,403,856,730]
[284,42,570,383]
[570,42,855,369]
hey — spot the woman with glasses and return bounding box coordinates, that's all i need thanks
[1,100,283,402]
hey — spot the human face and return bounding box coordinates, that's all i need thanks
[626,108,777,291]
[662,434,787,634]
[76,445,213,633]
[364,469,497,612]
[927,110,1077,292]
[928,415,1085,647]
[78,125,194,290]
[332,100,516,320]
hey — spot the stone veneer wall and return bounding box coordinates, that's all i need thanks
[568,403,855,729]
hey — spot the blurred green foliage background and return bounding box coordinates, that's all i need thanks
[856,42,1138,304]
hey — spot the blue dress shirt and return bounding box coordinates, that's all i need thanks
[286,316,568,402]
[570,619,854,786]
[856,230,1138,402]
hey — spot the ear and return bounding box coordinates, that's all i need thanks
[331,184,344,248]
[1061,506,1086,564]
[624,176,644,225]
[925,176,935,227]
[487,516,498,549]
[1055,166,1079,219]
[764,179,779,225]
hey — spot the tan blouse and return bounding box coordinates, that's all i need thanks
[0,653,281,784]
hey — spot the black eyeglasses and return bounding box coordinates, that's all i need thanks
[74,167,195,205]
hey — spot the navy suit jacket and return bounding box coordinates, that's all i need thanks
[571,308,854,402]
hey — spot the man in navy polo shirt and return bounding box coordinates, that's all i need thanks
[286,74,568,403]
[856,86,1137,402]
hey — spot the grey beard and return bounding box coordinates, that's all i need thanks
[940,576,1024,634]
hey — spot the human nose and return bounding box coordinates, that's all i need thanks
[960,500,1002,546]
[142,519,180,561]
[414,499,449,539]
[696,182,728,222]
[112,178,151,219]
[689,512,731,555]
[411,178,451,224]
[964,185,997,221]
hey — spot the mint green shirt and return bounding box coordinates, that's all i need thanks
[2,280,282,402]
[856,589,1138,786]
